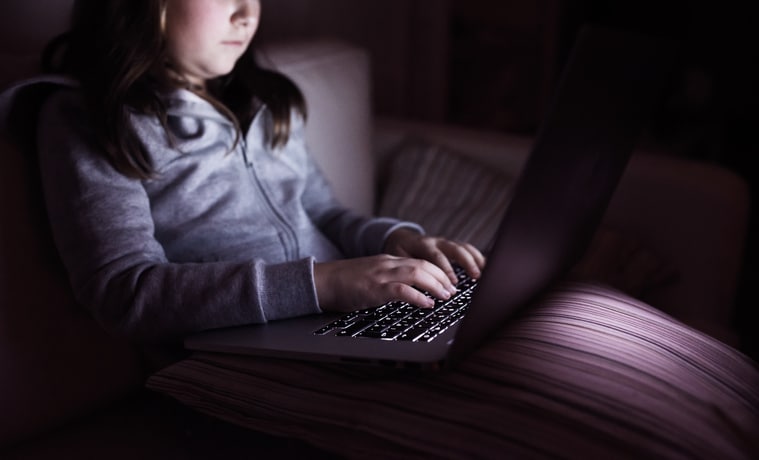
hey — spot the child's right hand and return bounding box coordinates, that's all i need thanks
[313,255,458,312]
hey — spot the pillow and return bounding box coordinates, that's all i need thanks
[378,138,516,250]
[147,282,759,459]
[378,138,678,299]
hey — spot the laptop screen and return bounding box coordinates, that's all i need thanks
[448,25,677,364]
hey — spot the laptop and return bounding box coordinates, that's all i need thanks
[185,25,676,370]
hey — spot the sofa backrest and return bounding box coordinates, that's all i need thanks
[0,0,376,447]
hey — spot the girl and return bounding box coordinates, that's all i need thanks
[29,0,485,343]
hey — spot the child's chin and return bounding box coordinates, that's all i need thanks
[219,61,242,77]
[211,67,237,80]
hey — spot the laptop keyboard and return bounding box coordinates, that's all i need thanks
[313,266,478,342]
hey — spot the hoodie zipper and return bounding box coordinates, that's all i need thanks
[164,94,301,259]
[241,139,300,260]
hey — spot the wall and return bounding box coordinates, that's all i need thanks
[448,0,567,133]
[257,0,452,121]
[0,0,74,54]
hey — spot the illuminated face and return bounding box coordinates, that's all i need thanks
[164,0,261,89]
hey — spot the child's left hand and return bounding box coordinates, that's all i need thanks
[384,228,486,285]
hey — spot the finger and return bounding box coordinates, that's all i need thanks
[392,259,455,301]
[436,240,482,281]
[456,242,486,279]
[426,248,459,286]
[387,282,436,309]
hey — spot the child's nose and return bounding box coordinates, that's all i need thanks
[233,0,260,27]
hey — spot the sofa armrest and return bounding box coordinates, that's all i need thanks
[374,119,750,342]
[605,152,750,340]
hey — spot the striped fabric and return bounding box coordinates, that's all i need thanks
[378,139,515,251]
[147,283,759,459]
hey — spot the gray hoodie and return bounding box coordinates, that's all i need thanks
[4,78,421,342]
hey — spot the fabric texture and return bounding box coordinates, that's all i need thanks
[147,282,759,459]
[378,138,517,251]
[378,139,678,299]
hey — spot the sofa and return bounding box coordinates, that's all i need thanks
[1,1,755,458]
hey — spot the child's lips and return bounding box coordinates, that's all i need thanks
[224,32,254,47]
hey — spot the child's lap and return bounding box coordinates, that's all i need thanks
[148,282,759,459]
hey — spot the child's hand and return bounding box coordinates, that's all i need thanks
[384,228,486,285]
[314,255,457,312]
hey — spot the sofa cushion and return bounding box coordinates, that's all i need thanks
[377,138,678,299]
[147,282,759,459]
[378,138,517,251]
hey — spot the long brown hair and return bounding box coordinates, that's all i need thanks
[42,0,306,179]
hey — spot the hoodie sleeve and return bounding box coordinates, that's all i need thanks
[36,90,322,344]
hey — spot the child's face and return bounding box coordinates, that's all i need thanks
[164,0,261,89]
